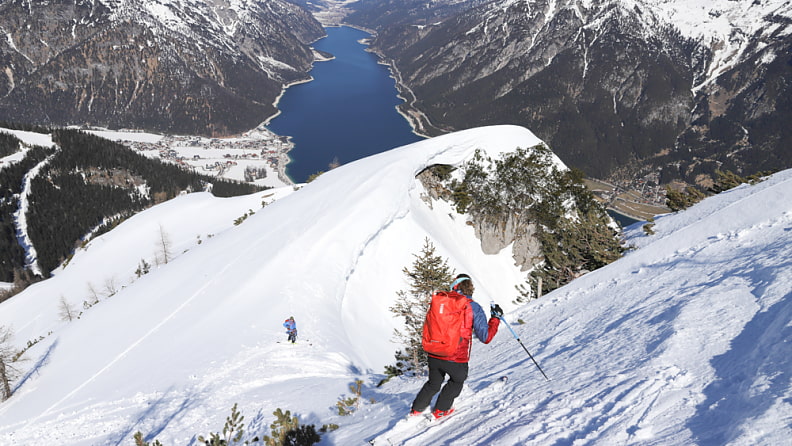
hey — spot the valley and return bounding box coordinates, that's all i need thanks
[329,0,790,218]
[586,178,669,223]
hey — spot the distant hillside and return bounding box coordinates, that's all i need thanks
[0,0,324,136]
[343,0,491,29]
[348,0,792,187]
[0,128,263,283]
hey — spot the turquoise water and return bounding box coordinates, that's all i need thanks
[267,26,424,183]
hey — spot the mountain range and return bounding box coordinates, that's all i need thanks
[2,0,789,189]
[0,0,324,136]
[347,0,792,186]
[0,1,790,443]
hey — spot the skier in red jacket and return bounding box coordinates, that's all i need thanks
[410,274,501,419]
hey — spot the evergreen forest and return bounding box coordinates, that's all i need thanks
[0,129,264,284]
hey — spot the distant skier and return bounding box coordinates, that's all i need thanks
[409,274,502,420]
[283,316,297,344]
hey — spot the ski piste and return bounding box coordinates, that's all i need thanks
[369,376,508,445]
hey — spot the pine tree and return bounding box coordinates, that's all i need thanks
[710,169,746,193]
[197,403,245,445]
[263,408,320,446]
[389,238,454,375]
[665,185,705,211]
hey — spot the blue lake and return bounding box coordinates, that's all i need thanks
[267,26,424,183]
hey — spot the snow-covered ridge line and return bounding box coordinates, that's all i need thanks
[626,168,792,255]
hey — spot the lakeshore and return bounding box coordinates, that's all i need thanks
[265,25,423,183]
[90,124,295,189]
[586,178,670,222]
[96,25,422,189]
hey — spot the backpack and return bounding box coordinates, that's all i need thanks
[421,291,469,357]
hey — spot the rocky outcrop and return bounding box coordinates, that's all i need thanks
[672,33,792,181]
[470,214,543,272]
[371,1,700,179]
[417,166,543,272]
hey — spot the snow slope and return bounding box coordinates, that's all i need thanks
[1,125,790,445]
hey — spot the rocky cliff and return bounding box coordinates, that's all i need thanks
[417,166,544,273]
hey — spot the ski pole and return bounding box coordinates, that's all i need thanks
[498,314,550,381]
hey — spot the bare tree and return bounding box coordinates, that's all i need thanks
[59,295,78,321]
[156,224,173,265]
[0,326,16,400]
[104,276,118,297]
[86,282,102,305]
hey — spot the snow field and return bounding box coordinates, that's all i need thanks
[0,126,790,445]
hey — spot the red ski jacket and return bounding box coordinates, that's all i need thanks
[428,297,500,363]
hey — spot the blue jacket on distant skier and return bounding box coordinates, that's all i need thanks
[283,316,297,343]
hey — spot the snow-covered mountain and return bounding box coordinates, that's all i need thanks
[0,0,324,135]
[637,0,791,86]
[1,125,790,445]
[362,0,792,185]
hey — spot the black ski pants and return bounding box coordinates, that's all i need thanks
[411,356,469,412]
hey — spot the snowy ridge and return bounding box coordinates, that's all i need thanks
[119,0,303,68]
[492,0,791,89]
[0,126,790,444]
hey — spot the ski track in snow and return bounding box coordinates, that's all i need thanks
[21,246,247,430]
[14,150,58,277]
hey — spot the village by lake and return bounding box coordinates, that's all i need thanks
[88,123,295,189]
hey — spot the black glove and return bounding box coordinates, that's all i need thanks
[490,304,503,318]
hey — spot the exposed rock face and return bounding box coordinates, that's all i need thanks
[356,0,792,184]
[471,215,542,272]
[416,167,543,272]
[0,0,325,136]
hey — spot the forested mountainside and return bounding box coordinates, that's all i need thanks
[0,128,261,285]
[347,0,792,186]
[0,0,324,136]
